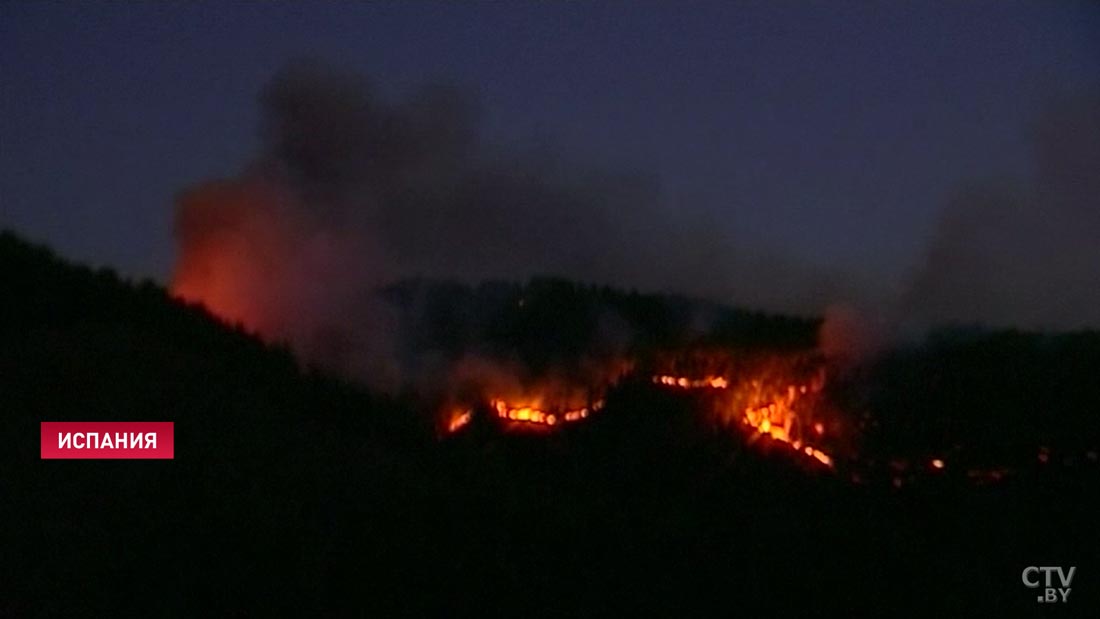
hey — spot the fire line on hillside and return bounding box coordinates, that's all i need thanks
[444,350,839,470]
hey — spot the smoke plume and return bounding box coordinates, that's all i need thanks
[817,91,1100,352]
[171,61,850,387]
[172,62,1098,390]
[902,91,1100,331]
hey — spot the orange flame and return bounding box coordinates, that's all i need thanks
[651,353,835,468]
[651,375,729,389]
[491,398,603,428]
[447,409,473,433]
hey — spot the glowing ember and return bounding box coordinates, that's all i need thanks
[652,375,728,389]
[491,398,603,428]
[931,458,945,470]
[742,398,834,468]
[810,448,833,466]
[447,409,472,433]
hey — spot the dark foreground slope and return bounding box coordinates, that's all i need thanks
[2,231,1098,617]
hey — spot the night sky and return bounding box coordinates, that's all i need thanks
[2,1,1098,318]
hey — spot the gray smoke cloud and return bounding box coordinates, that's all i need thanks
[173,62,1097,389]
[252,60,861,309]
[901,91,1100,331]
[816,92,1100,360]
[173,60,855,388]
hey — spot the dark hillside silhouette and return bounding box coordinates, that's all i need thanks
[3,230,1098,615]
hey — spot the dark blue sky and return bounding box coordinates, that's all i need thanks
[2,1,1098,288]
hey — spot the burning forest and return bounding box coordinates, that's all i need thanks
[169,254,1099,496]
[439,345,842,475]
[7,226,1100,615]
[162,62,1098,495]
[161,62,1099,498]
[7,22,1099,611]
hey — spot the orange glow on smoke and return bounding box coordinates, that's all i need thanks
[170,180,289,333]
[171,244,265,330]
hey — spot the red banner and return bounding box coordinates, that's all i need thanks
[41,422,174,459]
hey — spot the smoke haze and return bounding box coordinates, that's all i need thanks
[171,63,1098,384]
[903,91,1100,331]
